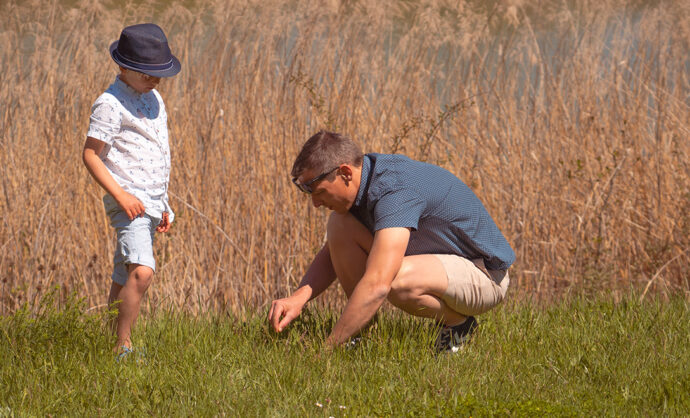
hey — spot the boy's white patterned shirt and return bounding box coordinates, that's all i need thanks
[87,76,174,222]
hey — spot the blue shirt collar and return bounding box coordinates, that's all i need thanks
[353,154,371,208]
[113,76,143,98]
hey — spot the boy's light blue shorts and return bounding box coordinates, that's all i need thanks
[104,195,158,286]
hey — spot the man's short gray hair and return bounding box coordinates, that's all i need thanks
[291,131,364,179]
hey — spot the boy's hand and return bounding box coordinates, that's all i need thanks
[156,212,171,233]
[116,192,146,220]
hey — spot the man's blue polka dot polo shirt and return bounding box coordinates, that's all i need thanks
[349,153,516,271]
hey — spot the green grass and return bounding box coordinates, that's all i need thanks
[1,292,689,416]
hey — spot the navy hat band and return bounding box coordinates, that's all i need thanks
[112,49,174,71]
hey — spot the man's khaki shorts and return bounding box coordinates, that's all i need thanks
[434,254,509,316]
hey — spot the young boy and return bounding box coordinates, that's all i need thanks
[82,23,181,356]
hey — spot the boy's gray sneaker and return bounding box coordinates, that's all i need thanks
[435,316,478,353]
[115,345,133,362]
[115,345,147,363]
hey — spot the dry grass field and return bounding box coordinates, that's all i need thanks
[0,0,688,315]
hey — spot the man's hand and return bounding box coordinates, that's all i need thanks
[116,192,145,220]
[156,212,171,232]
[266,244,335,334]
[268,296,305,333]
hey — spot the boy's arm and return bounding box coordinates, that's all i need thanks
[156,212,171,233]
[82,137,145,220]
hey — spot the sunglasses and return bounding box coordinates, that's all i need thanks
[292,166,340,194]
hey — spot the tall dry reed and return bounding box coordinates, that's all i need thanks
[0,0,688,315]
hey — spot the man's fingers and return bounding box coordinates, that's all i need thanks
[278,311,296,332]
[268,302,276,323]
[270,303,284,332]
[269,300,301,333]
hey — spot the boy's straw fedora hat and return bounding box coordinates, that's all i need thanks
[110,23,181,77]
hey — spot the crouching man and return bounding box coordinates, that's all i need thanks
[268,131,515,352]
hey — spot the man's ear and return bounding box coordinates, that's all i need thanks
[338,164,353,181]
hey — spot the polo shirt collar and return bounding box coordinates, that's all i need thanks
[353,154,371,208]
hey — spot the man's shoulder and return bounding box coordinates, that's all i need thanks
[367,153,463,198]
[369,153,433,175]
[367,153,411,175]
[364,154,418,200]
[368,153,433,181]
[367,152,412,163]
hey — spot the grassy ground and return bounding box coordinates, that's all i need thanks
[1,292,688,416]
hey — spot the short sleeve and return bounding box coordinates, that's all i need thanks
[86,98,121,145]
[372,188,426,231]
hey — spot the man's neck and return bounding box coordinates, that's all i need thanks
[347,164,363,207]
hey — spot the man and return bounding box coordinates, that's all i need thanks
[268,131,515,352]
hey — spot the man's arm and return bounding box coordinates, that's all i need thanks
[326,227,410,346]
[268,243,337,332]
[82,137,145,220]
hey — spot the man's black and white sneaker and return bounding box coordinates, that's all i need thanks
[345,337,362,350]
[435,316,478,353]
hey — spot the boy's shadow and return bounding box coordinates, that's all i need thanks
[118,93,160,120]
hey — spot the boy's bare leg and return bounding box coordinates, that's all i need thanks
[327,212,465,326]
[111,264,153,350]
[107,282,123,334]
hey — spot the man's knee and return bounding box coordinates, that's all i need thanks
[326,212,372,247]
[388,263,419,306]
[327,212,356,237]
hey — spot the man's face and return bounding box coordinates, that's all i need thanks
[297,166,355,214]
